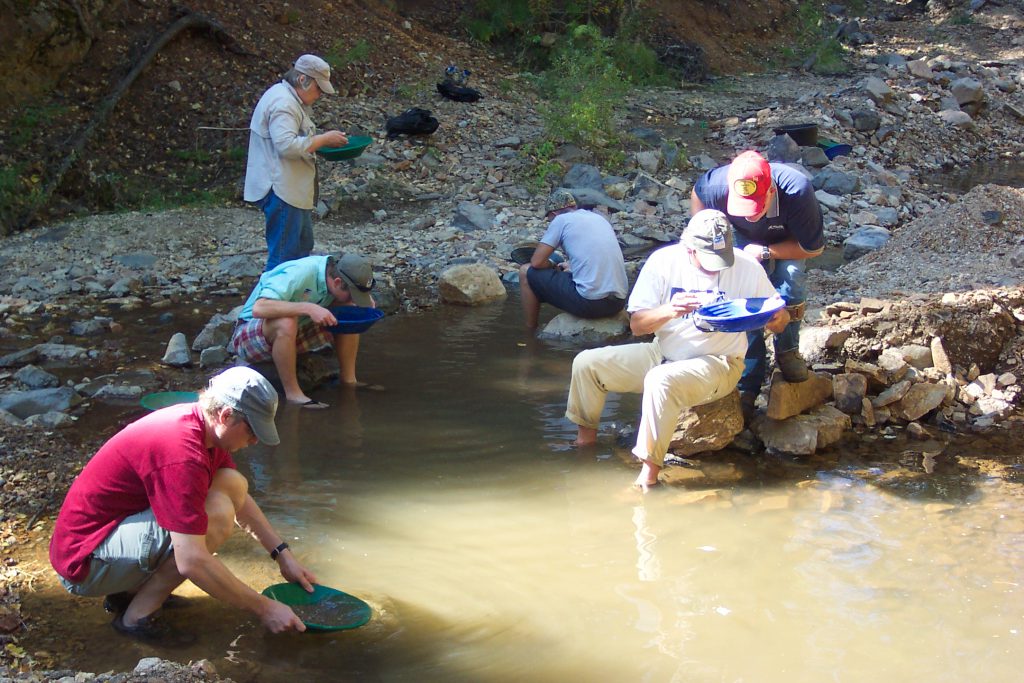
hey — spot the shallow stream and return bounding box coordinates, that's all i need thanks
[23,297,1024,682]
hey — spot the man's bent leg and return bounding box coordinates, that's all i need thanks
[264,317,308,403]
[123,469,248,625]
[739,329,768,394]
[770,258,808,356]
[566,342,658,445]
[334,333,361,385]
[632,355,744,479]
[519,265,542,330]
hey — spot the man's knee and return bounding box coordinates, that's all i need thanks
[265,316,299,343]
[209,469,248,512]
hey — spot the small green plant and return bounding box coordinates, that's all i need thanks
[326,38,372,70]
[9,104,66,147]
[611,38,674,86]
[949,12,974,26]
[521,140,563,193]
[171,149,212,163]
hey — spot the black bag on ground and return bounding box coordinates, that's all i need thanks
[437,81,482,103]
[385,108,439,138]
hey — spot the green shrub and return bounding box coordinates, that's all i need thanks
[326,38,372,70]
[538,24,625,149]
[464,0,534,43]
[520,140,563,193]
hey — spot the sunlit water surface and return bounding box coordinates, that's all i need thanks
[26,299,1024,682]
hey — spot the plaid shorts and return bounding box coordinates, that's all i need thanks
[229,317,333,363]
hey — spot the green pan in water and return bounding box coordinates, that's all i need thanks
[262,583,372,631]
[139,391,199,411]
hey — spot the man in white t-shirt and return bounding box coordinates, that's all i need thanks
[565,210,790,490]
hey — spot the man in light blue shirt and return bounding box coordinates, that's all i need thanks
[244,55,349,272]
[519,190,628,330]
[229,253,377,408]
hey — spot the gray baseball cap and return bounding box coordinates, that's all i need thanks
[206,367,280,446]
[335,253,375,308]
[682,209,735,272]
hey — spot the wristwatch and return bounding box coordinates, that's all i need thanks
[761,245,772,261]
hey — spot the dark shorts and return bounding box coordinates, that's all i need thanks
[526,267,625,319]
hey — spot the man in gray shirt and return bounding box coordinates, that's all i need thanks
[519,190,628,330]
[244,54,349,271]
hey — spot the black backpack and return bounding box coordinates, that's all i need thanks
[437,81,482,103]
[385,108,439,138]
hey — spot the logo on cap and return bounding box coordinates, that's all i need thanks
[733,178,759,197]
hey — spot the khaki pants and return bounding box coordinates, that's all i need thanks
[566,340,744,466]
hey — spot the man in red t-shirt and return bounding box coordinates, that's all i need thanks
[50,367,316,638]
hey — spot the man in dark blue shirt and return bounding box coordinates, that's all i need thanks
[692,151,824,420]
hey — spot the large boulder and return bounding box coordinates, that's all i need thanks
[438,264,506,306]
[539,312,629,343]
[668,390,744,456]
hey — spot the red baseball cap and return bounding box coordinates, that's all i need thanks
[726,151,772,218]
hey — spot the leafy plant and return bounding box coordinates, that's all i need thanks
[326,38,372,70]
[538,24,625,149]
[520,140,563,192]
[9,104,66,147]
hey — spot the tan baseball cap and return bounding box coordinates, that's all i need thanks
[294,54,336,95]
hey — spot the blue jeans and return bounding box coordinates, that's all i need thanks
[258,190,313,272]
[734,235,807,394]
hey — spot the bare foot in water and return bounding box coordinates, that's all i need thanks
[632,461,662,492]
[573,426,598,447]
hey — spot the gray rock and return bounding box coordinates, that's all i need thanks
[538,311,629,343]
[565,187,628,213]
[452,202,494,232]
[833,373,868,414]
[200,346,230,368]
[193,312,238,351]
[813,168,860,195]
[115,252,158,269]
[217,254,264,278]
[767,134,802,163]
[756,404,851,455]
[891,383,948,421]
[634,150,662,174]
[852,108,881,132]
[800,146,831,168]
[92,384,144,401]
[14,365,60,389]
[69,319,107,337]
[24,411,76,428]
[843,226,891,261]
[494,136,521,148]
[0,386,82,419]
[951,77,985,106]
[0,347,41,369]
[864,76,894,104]
[162,332,192,367]
[938,110,974,128]
[814,190,844,210]
[907,58,934,80]
[562,164,604,192]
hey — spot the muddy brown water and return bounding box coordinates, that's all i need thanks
[22,296,1024,682]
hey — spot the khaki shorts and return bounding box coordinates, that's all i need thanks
[59,508,174,598]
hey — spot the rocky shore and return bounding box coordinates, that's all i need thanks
[2,1,1024,680]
